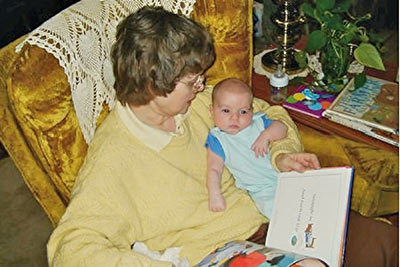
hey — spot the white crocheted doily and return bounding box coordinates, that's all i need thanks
[254,49,364,81]
[16,0,197,143]
[253,49,309,80]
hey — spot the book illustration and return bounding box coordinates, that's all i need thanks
[287,187,319,251]
[323,76,399,135]
[197,241,266,267]
[283,85,336,118]
[304,224,316,248]
[290,224,317,250]
[363,82,398,129]
[197,240,328,267]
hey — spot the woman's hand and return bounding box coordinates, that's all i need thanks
[276,152,320,173]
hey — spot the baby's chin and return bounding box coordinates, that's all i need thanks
[221,127,242,135]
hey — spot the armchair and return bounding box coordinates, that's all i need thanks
[0,0,255,226]
[0,0,397,230]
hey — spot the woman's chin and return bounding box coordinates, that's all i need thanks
[178,105,190,114]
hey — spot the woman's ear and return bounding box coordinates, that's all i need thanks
[146,83,157,97]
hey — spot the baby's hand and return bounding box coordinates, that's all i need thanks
[209,194,226,212]
[251,134,270,158]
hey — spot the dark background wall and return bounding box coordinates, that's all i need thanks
[0,0,79,157]
[0,0,79,47]
[351,0,398,35]
[2,0,398,48]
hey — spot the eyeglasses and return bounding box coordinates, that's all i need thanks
[177,74,206,92]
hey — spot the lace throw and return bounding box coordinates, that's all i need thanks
[253,49,309,80]
[15,0,197,143]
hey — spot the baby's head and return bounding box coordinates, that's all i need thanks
[210,78,254,134]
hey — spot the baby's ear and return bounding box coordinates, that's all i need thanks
[209,104,213,113]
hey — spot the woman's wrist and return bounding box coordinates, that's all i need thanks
[274,153,286,172]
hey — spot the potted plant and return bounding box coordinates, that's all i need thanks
[295,0,385,92]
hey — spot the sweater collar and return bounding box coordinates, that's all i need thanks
[115,101,188,151]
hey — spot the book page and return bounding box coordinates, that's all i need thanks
[197,240,328,267]
[265,167,353,267]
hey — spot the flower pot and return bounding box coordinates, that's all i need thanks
[320,41,351,92]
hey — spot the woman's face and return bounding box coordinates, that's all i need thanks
[150,73,205,116]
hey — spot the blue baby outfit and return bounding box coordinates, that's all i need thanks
[206,112,278,219]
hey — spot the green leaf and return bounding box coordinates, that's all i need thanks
[314,8,327,24]
[294,51,308,68]
[377,44,387,54]
[300,3,315,19]
[325,14,344,31]
[332,0,351,12]
[315,0,335,11]
[354,73,366,90]
[328,82,345,92]
[340,32,356,44]
[359,34,369,43]
[346,22,358,30]
[306,30,328,52]
[354,43,385,71]
[289,77,306,86]
[368,32,384,43]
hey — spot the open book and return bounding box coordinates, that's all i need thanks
[197,167,354,267]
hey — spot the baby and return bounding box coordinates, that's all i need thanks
[205,78,288,219]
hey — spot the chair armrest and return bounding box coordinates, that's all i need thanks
[0,37,66,226]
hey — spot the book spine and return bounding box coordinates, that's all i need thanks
[283,104,321,119]
[340,167,354,267]
[323,110,398,135]
[323,113,399,147]
[362,129,399,147]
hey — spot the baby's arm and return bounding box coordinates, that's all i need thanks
[251,120,288,158]
[207,148,226,212]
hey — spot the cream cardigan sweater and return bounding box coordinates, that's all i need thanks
[47,87,302,266]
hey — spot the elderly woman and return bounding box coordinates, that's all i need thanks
[47,6,397,267]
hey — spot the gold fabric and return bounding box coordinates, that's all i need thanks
[298,124,398,217]
[0,37,66,225]
[0,0,397,228]
[8,45,85,203]
[339,138,398,216]
[7,45,111,207]
[192,0,253,86]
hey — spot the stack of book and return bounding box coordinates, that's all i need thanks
[322,76,399,147]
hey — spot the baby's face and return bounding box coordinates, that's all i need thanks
[211,89,253,135]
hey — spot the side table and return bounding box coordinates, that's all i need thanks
[252,71,399,153]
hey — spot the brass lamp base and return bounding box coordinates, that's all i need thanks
[261,48,304,75]
[262,0,306,75]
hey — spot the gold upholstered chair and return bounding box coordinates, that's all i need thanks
[0,0,397,229]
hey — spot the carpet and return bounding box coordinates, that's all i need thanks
[0,157,52,267]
